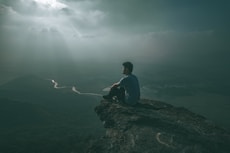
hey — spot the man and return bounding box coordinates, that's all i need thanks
[103,62,140,106]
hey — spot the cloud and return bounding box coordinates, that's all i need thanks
[2,0,228,34]
[33,0,67,9]
[0,0,229,71]
[0,0,106,38]
[0,3,17,16]
[93,0,230,32]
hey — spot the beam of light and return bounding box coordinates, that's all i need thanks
[34,0,66,9]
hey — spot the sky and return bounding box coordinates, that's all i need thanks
[0,0,230,78]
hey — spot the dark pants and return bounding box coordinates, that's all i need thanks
[108,86,125,102]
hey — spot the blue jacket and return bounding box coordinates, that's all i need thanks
[118,74,140,105]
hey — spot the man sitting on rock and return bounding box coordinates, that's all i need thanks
[103,61,140,106]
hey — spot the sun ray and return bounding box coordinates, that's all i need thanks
[34,0,66,9]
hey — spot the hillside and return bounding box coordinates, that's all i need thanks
[0,76,104,153]
[0,98,58,127]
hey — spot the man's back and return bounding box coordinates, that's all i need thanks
[102,61,140,105]
[119,74,140,105]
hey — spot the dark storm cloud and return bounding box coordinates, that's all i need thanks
[95,0,230,32]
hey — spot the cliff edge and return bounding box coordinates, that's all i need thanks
[87,99,230,153]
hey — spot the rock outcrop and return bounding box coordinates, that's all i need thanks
[87,99,230,153]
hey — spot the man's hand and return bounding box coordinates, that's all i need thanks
[111,82,119,88]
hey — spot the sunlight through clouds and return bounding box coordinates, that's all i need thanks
[0,0,229,66]
[33,0,66,9]
[0,0,107,41]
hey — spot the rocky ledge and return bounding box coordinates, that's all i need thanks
[87,99,230,153]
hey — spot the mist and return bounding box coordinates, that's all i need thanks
[1,0,230,129]
[1,1,230,152]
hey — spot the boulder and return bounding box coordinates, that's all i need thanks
[87,99,230,153]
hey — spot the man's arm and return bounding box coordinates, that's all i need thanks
[110,76,127,88]
[111,82,120,88]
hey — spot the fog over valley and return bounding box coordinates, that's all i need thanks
[0,0,230,152]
